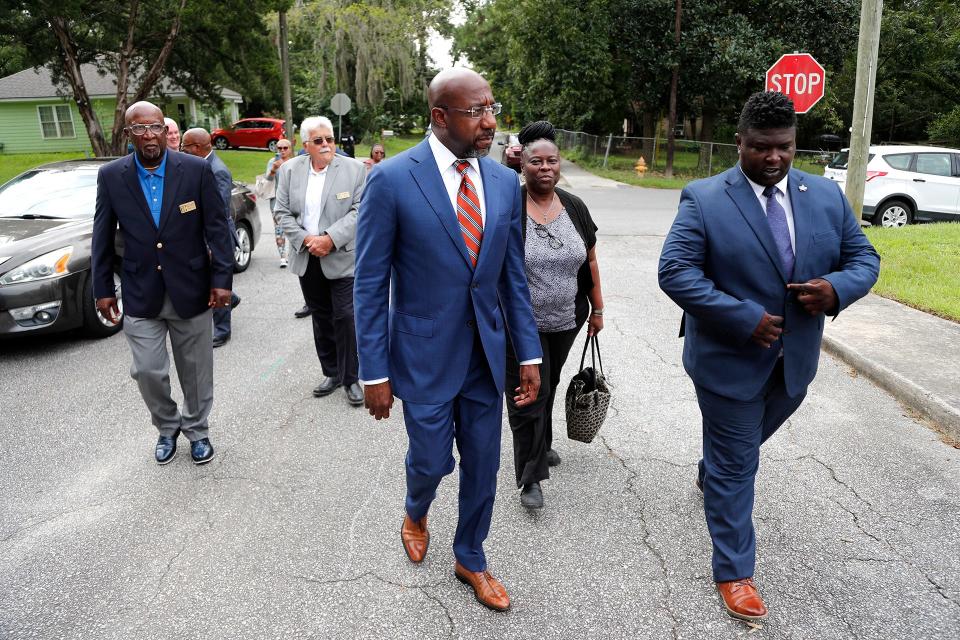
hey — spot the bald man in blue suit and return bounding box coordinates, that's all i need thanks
[355,69,542,612]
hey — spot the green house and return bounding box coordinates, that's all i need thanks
[0,64,243,154]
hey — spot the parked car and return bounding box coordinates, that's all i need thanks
[824,145,960,227]
[211,118,286,153]
[0,158,260,339]
[500,133,522,172]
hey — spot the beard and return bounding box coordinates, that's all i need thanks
[462,146,490,159]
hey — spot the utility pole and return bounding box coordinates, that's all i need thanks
[279,9,294,142]
[665,0,682,179]
[845,0,884,222]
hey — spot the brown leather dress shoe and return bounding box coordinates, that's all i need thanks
[454,561,511,612]
[717,578,768,622]
[400,515,429,563]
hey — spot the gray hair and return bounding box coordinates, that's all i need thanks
[163,117,179,131]
[300,116,334,141]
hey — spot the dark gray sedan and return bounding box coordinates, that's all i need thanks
[0,158,259,338]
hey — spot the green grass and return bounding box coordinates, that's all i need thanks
[864,222,960,322]
[0,151,90,183]
[564,146,825,189]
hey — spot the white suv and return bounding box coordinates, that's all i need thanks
[823,145,960,227]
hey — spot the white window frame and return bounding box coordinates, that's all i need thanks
[37,103,77,139]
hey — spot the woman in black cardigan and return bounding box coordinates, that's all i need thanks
[505,121,605,509]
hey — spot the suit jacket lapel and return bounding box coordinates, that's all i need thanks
[157,153,181,235]
[121,155,154,227]
[725,167,787,282]
[409,143,473,269]
[787,170,811,280]
[319,156,341,221]
[474,158,501,269]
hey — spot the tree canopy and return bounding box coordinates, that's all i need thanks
[0,0,283,155]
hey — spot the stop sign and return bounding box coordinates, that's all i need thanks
[765,53,826,114]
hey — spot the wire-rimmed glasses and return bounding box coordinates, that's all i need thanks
[533,222,563,249]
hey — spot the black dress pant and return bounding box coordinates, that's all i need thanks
[298,255,358,387]
[505,325,582,488]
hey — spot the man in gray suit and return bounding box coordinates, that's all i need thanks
[275,116,366,405]
[182,128,242,347]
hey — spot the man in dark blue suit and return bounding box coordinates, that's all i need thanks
[355,68,542,611]
[92,102,234,466]
[181,127,241,347]
[659,92,880,622]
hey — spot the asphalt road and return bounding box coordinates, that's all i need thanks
[1,164,958,639]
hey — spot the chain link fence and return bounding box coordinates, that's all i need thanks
[555,129,834,179]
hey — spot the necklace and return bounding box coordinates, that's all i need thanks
[527,193,558,225]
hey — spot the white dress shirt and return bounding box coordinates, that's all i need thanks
[301,163,328,236]
[428,133,488,226]
[741,168,796,252]
[360,136,540,386]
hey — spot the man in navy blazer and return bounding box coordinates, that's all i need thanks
[659,92,879,622]
[354,68,542,612]
[92,101,234,466]
[181,127,242,347]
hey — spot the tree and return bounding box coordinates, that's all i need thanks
[0,0,282,155]
[283,0,452,135]
[456,0,628,132]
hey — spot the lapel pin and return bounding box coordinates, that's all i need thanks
[798,184,808,192]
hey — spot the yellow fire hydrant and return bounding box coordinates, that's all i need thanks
[634,157,647,176]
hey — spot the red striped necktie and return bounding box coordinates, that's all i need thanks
[455,160,483,267]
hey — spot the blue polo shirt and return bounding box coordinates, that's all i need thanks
[134,151,167,227]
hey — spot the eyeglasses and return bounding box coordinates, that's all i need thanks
[276,145,291,150]
[310,136,336,145]
[439,103,502,119]
[126,123,166,136]
[533,222,563,249]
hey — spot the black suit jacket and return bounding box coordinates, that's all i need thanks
[91,150,234,319]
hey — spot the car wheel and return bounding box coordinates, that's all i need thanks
[267,139,279,153]
[234,222,252,273]
[213,136,229,150]
[875,199,912,228]
[82,271,123,338]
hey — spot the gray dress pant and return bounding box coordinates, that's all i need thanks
[123,295,214,441]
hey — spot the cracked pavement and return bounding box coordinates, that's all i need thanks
[1,164,958,639]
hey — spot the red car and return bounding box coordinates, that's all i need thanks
[501,133,522,172]
[211,118,286,153]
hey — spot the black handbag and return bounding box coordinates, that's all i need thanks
[565,334,611,443]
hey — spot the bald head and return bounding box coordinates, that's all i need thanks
[428,68,489,111]
[125,101,163,125]
[181,128,212,158]
[427,68,497,158]
[124,101,166,165]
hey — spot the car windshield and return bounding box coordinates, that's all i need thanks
[827,152,874,170]
[0,168,99,219]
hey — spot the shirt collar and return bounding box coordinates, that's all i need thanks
[428,133,479,176]
[740,165,789,198]
[134,149,167,178]
[204,150,213,160]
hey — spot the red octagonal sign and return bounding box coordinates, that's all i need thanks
[765,53,826,114]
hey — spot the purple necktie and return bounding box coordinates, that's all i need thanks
[762,185,794,280]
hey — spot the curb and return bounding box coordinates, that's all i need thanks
[822,333,960,441]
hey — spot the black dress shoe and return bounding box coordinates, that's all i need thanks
[313,376,339,397]
[520,482,544,509]
[294,305,312,318]
[212,334,230,348]
[546,449,561,467]
[345,382,364,406]
[190,438,215,465]
[696,476,704,493]
[231,294,241,309]
[155,429,180,465]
